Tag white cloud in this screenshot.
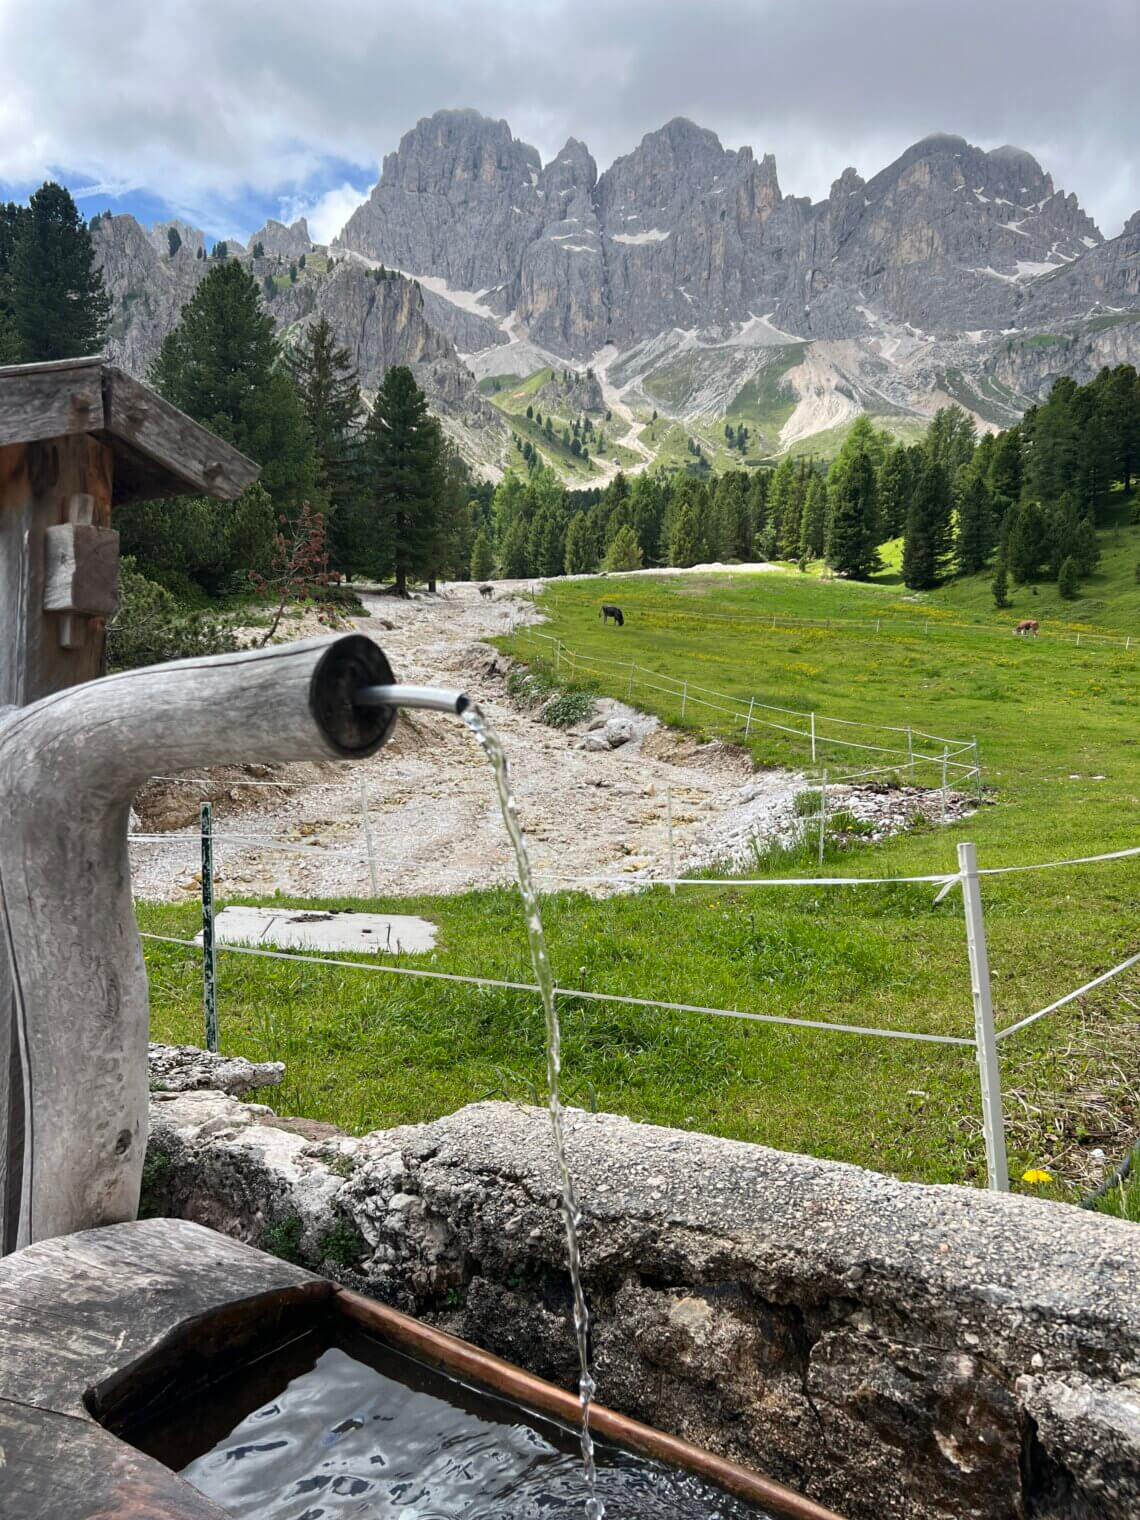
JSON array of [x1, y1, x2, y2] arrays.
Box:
[[0, 0, 1137, 237], [279, 182, 372, 244]]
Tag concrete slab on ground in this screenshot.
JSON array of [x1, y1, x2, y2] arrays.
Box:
[[195, 906, 437, 955]]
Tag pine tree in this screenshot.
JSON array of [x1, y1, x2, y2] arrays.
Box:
[[564, 513, 596, 574], [1006, 501, 1051, 583], [992, 557, 1011, 608], [902, 457, 953, 589], [668, 499, 706, 567], [167, 227, 182, 257], [798, 473, 828, 560], [151, 259, 319, 514], [285, 316, 364, 569], [955, 470, 995, 576], [499, 515, 530, 577], [604, 524, 643, 571], [213, 241, 228, 260], [471, 527, 495, 581], [1058, 555, 1080, 599], [825, 419, 881, 579], [361, 366, 445, 595], [876, 444, 912, 538], [252, 240, 265, 259], [8, 183, 111, 360], [0, 202, 25, 360]]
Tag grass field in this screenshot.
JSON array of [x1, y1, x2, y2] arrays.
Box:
[[140, 546, 1140, 1205]]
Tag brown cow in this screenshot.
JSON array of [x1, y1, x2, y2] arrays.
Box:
[[1015, 619, 1039, 637]]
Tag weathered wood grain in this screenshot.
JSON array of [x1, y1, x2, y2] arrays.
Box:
[[43, 522, 120, 616], [102, 366, 259, 503], [0, 636, 392, 1248], [0, 359, 105, 449], [0, 1399, 233, 1520]]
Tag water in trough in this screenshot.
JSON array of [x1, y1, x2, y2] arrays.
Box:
[[160, 1329, 772, 1519]]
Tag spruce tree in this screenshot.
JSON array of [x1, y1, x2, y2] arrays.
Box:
[[1006, 501, 1051, 583], [361, 365, 445, 595], [151, 259, 319, 514], [876, 444, 912, 538], [471, 527, 495, 581], [285, 316, 364, 569], [798, 474, 828, 560], [564, 513, 596, 574], [9, 183, 111, 360], [499, 515, 530, 577], [1057, 555, 1079, 599], [825, 419, 881, 579], [992, 557, 1011, 608], [955, 470, 995, 576], [668, 499, 706, 567], [902, 457, 953, 589], [0, 202, 26, 360], [167, 227, 182, 257], [603, 524, 643, 571]]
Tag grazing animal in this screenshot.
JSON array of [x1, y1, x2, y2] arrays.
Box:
[[1015, 619, 1039, 637], [478, 584, 494, 599], [600, 604, 625, 627]]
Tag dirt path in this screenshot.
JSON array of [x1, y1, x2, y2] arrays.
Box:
[[129, 586, 807, 903]]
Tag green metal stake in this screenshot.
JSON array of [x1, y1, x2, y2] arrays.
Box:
[[200, 802, 218, 1053]]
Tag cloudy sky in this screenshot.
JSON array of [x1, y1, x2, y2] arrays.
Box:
[[1, 0, 1136, 245]]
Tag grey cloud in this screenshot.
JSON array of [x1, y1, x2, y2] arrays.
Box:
[[1, 0, 1136, 235]]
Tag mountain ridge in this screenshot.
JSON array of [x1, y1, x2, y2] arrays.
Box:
[[91, 108, 1140, 480]]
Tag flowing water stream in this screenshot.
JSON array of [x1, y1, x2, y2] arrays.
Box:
[[462, 702, 604, 1520]]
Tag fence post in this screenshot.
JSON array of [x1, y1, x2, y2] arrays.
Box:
[[958, 841, 1008, 1192], [627, 662, 634, 700], [359, 779, 380, 897], [906, 725, 914, 782], [810, 712, 817, 764], [681, 680, 688, 720], [745, 696, 754, 740], [972, 736, 982, 799], [818, 770, 828, 866], [200, 802, 219, 1054], [941, 745, 949, 823], [666, 785, 677, 896], [555, 641, 561, 674]]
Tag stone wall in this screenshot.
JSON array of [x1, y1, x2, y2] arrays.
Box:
[[144, 1079, 1140, 1520]]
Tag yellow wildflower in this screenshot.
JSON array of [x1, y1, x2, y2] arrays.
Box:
[[1021, 1169, 1053, 1185]]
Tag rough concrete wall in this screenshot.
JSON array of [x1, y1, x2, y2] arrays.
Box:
[[144, 1091, 1140, 1520]]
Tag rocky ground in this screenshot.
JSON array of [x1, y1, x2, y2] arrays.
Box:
[[129, 584, 972, 903]]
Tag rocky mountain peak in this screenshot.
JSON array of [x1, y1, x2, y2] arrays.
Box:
[[249, 217, 312, 258]]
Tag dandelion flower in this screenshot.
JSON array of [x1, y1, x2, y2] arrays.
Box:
[[1021, 1169, 1053, 1185]]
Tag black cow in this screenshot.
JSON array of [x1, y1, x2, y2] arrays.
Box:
[[478, 584, 494, 599], [600, 604, 625, 627]]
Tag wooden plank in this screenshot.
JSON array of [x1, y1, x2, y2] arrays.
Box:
[[43, 522, 120, 616], [0, 361, 105, 449], [102, 367, 259, 503], [0, 1399, 231, 1520], [0, 1219, 323, 1414]]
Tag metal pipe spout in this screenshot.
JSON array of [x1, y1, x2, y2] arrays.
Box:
[[354, 684, 470, 717]]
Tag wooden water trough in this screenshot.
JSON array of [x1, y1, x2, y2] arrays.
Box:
[[0, 1218, 846, 1520]]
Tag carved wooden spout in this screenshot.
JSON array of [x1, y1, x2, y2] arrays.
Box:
[[0, 634, 396, 1252]]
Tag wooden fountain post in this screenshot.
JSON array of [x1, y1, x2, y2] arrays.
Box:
[[0, 356, 263, 1253]]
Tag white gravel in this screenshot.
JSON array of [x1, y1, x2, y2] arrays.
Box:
[[128, 584, 969, 904]]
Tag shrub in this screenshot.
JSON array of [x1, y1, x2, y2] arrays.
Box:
[[1057, 555, 1080, 599], [106, 558, 241, 672], [542, 688, 595, 727]]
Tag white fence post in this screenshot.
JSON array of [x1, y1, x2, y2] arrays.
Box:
[[958, 841, 1009, 1192], [810, 712, 817, 764], [666, 785, 676, 896], [972, 736, 982, 799], [681, 680, 688, 720], [627, 662, 634, 700], [906, 726, 914, 782], [818, 770, 828, 866], [745, 696, 754, 740], [359, 778, 380, 898], [941, 746, 949, 823]]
